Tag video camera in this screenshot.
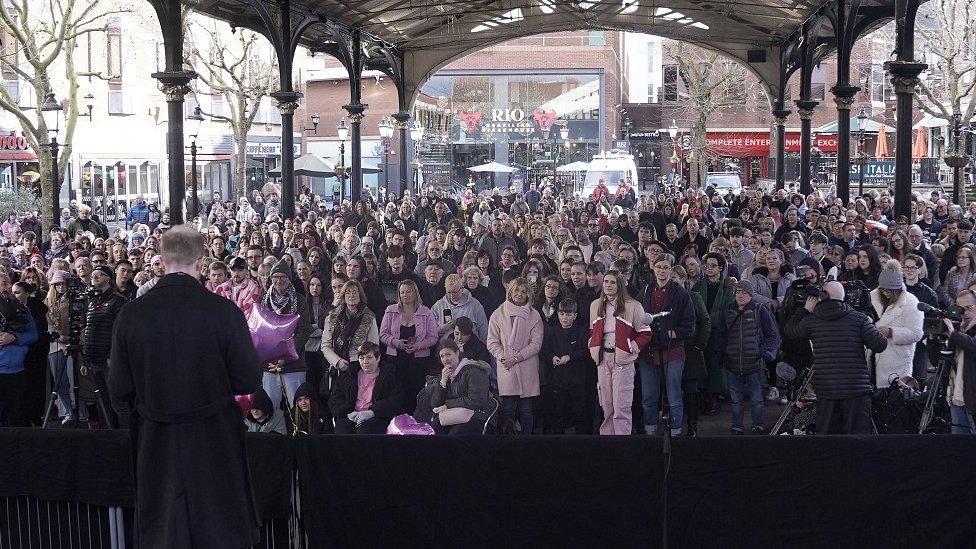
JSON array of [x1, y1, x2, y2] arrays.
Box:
[[64, 275, 97, 349], [918, 302, 963, 339], [840, 280, 870, 310], [791, 277, 826, 308]]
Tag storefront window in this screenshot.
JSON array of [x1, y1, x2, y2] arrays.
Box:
[[128, 165, 137, 194]]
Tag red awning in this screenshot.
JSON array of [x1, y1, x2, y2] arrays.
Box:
[[0, 151, 37, 161]]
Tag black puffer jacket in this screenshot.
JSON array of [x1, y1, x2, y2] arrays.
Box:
[[82, 288, 127, 366], [784, 299, 887, 399]]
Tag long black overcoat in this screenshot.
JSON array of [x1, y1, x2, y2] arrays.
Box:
[[109, 273, 262, 548]]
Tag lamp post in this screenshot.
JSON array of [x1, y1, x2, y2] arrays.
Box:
[[302, 113, 320, 134], [378, 116, 394, 200], [856, 107, 869, 197], [410, 120, 424, 194], [187, 105, 205, 220], [667, 119, 678, 185], [40, 92, 63, 237], [337, 118, 349, 203]]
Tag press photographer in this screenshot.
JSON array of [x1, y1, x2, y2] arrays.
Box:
[[784, 280, 888, 434], [81, 265, 128, 428], [937, 289, 976, 434], [778, 258, 823, 402]]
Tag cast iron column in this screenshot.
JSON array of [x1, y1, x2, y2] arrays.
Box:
[[773, 108, 791, 190], [795, 101, 818, 195], [344, 103, 366, 205], [273, 92, 300, 219], [393, 111, 410, 197], [155, 74, 194, 224], [832, 88, 858, 202]]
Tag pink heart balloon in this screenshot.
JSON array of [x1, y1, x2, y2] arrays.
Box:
[[248, 303, 300, 364], [386, 414, 436, 436], [234, 394, 253, 416]]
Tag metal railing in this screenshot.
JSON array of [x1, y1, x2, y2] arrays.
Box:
[[1, 471, 305, 549]]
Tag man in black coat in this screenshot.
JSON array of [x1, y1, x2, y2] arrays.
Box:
[[784, 281, 887, 435], [109, 225, 263, 549]]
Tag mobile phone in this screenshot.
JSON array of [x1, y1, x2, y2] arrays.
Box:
[[529, 274, 538, 284], [443, 309, 453, 323]]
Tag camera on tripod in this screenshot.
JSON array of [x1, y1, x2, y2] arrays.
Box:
[[840, 280, 869, 310], [791, 278, 825, 308], [918, 302, 962, 339], [64, 275, 97, 349]]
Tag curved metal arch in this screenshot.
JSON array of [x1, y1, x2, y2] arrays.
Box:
[[402, 27, 783, 115]]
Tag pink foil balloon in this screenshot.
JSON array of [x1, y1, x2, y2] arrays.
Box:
[[248, 303, 300, 364], [234, 394, 254, 416], [386, 414, 436, 435]]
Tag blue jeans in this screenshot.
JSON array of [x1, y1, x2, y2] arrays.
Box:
[[950, 405, 976, 434], [639, 359, 684, 433], [501, 396, 535, 434], [263, 371, 306, 411], [727, 371, 764, 431]]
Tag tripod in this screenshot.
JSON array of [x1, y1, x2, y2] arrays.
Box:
[[919, 341, 952, 434], [41, 346, 115, 429], [771, 365, 815, 435]]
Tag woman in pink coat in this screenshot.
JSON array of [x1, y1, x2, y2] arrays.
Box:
[[487, 277, 544, 434], [588, 271, 652, 435], [380, 279, 440, 413]]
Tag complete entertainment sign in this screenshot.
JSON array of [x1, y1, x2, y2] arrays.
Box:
[[849, 161, 895, 181]]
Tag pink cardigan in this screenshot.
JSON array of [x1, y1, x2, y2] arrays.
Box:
[[379, 304, 439, 358]]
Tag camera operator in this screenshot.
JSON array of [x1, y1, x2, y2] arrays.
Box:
[[940, 290, 976, 434], [81, 265, 128, 428], [778, 258, 823, 403], [784, 281, 887, 434]]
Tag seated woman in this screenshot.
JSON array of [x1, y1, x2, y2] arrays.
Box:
[[430, 340, 493, 435], [329, 342, 402, 434], [245, 389, 287, 434], [291, 382, 326, 435]]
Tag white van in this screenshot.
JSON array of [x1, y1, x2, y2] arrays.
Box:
[[580, 150, 640, 198], [705, 171, 744, 195]]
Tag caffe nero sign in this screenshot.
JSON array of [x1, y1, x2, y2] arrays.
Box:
[[849, 161, 895, 181]]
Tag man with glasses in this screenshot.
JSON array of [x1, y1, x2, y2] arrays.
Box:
[[941, 220, 974, 281], [940, 289, 976, 434], [245, 245, 265, 279], [414, 239, 455, 277], [907, 226, 939, 287]]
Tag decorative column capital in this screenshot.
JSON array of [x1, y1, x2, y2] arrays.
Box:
[[794, 99, 818, 120], [270, 91, 302, 115], [152, 70, 196, 102], [392, 111, 410, 129], [884, 61, 928, 94], [831, 85, 859, 110], [797, 109, 815, 120], [833, 95, 856, 110], [772, 109, 791, 126], [889, 75, 920, 95], [343, 102, 368, 123]]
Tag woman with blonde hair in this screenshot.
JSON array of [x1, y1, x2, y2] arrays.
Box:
[[588, 271, 652, 435], [379, 279, 439, 412], [487, 277, 544, 434], [45, 270, 75, 423]]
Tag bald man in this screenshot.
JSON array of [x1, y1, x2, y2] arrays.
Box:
[[784, 281, 888, 434]]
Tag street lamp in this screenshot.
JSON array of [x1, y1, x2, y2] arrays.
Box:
[[187, 105, 205, 219], [667, 119, 680, 184], [302, 113, 320, 133], [856, 107, 869, 197], [40, 92, 64, 236], [79, 93, 95, 120], [337, 118, 349, 202], [410, 120, 424, 194], [378, 116, 394, 199]]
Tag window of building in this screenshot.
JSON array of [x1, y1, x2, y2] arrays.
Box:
[[870, 64, 886, 103], [810, 64, 826, 101], [108, 82, 125, 114], [663, 64, 678, 102], [210, 93, 225, 118], [106, 17, 122, 81], [586, 31, 605, 46]]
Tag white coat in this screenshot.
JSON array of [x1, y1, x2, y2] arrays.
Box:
[[869, 289, 923, 388]]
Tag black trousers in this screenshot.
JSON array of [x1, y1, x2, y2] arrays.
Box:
[[334, 416, 388, 434], [0, 371, 25, 427], [432, 415, 486, 435], [816, 395, 877, 435], [544, 383, 588, 434]]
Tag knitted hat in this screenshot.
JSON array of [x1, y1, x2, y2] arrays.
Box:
[[92, 265, 114, 281], [797, 257, 821, 275], [733, 280, 755, 297], [50, 270, 71, 285], [270, 259, 292, 278], [878, 259, 905, 290], [228, 256, 247, 271]]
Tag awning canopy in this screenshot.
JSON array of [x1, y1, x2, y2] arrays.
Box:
[[814, 117, 891, 134], [268, 153, 335, 178], [556, 161, 590, 172], [468, 161, 517, 173]]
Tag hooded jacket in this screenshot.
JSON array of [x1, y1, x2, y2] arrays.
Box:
[[430, 359, 493, 414], [714, 299, 780, 376], [291, 382, 324, 435], [784, 299, 888, 399], [431, 288, 489, 342], [245, 389, 287, 434], [869, 289, 923, 388]]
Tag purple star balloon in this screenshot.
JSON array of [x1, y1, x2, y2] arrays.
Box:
[[386, 414, 435, 436], [247, 303, 300, 364]]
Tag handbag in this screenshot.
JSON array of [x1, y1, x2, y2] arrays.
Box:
[[437, 407, 475, 426], [305, 328, 323, 353]]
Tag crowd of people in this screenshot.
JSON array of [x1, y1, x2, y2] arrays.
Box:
[[2, 176, 976, 436]]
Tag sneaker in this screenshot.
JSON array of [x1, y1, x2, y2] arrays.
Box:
[[752, 426, 766, 435], [778, 394, 789, 405], [765, 387, 779, 402], [644, 425, 657, 435], [730, 427, 744, 435]]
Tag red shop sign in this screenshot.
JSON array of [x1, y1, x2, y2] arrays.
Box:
[[706, 131, 838, 157], [785, 132, 837, 153], [0, 135, 29, 151]]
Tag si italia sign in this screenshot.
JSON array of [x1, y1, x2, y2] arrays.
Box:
[[849, 161, 895, 181]]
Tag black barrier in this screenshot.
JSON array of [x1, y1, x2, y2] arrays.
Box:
[[3, 429, 976, 548]]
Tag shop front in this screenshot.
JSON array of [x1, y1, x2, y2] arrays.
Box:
[[415, 70, 604, 192], [706, 131, 838, 187], [0, 134, 39, 191]]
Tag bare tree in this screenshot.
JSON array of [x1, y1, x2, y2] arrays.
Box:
[[187, 18, 278, 200], [915, 0, 976, 131], [0, 0, 121, 237], [664, 42, 760, 186]]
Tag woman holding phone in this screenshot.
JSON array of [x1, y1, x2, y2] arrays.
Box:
[[380, 279, 439, 413]]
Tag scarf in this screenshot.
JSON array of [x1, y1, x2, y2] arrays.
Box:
[[265, 284, 298, 315], [331, 306, 365, 359], [503, 300, 532, 351]]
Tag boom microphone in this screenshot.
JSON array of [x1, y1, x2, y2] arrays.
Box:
[[645, 311, 671, 324]]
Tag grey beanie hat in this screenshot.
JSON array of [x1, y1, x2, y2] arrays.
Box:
[[271, 259, 292, 279], [878, 259, 905, 290], [733, 279, 755, 297]]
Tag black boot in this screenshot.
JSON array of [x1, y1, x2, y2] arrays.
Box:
[[683, 390, 699, 437]]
